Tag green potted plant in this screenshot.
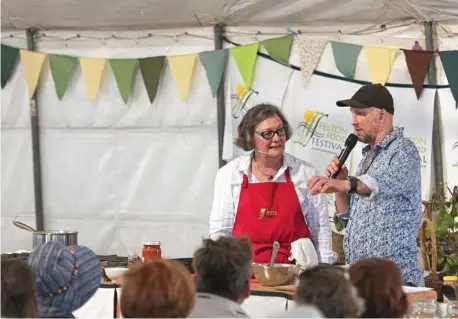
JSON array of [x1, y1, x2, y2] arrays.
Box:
[[424, 186, 458, 275]]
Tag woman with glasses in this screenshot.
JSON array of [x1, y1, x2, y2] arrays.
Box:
[[208, 103, 336, 265]]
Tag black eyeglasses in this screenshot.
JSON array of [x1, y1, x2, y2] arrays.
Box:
[[255, 127, 287, 140]]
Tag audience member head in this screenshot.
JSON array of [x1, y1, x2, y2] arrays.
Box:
[[295, 264, 365, 318], [28, 241, 102, 318], [349, 258, 408, 318], [192, 236, 253, 304], [1, 259, 38, 318], [121, 259, 195, 318]]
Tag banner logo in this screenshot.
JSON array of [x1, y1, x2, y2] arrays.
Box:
[[231, 84, 258, 119], [294, 110, 329, 147]]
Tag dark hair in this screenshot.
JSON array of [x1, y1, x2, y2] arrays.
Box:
[[192, 236, 253, 301], [295, 265, 365, 318], [121, 259, 195, 318], [1, 259, 38, 318], [234, 103, 292, 151], [349, 258, 408, 318]]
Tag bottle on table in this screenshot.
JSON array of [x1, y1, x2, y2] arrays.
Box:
[[142, 241, 162, 263]]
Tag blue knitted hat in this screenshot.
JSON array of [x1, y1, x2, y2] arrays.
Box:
[[28, 241, 102, 318]]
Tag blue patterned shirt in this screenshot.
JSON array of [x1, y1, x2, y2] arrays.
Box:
[[338, 128, 424, 286]]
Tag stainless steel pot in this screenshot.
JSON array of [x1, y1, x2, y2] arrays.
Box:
[[13, 221, 78, 249]]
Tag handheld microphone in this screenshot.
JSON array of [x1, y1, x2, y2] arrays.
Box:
[[330, 133, 358, 179]]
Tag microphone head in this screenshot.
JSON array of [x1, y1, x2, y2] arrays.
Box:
[[345, 133, 358, 149]]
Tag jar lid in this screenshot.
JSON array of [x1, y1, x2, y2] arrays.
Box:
[[143, 241, 161, 246], [443, 276, 458, 281]]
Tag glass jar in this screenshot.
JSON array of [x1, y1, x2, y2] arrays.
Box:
[[448, 301, 458, 318], [142, 241, 161, 263], [444, 276, 458, 287], [409, 299, 438, 318]]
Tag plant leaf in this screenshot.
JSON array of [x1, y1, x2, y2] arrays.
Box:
[[437, 249, 445, 265]]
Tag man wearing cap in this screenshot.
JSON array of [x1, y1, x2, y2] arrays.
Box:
[[307, 84, 424, 287]]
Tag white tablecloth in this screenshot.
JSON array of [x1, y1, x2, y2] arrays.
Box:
[[73, 286, 450, 318], [72, 288, 290, 318]]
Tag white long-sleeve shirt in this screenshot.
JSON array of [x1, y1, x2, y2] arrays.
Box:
[[209, 152, 337, 264]]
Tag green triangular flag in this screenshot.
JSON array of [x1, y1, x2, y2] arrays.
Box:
[[139, 56, 165, 104], [262, 35, 293, 65], [439, 51, 458, 108], [110, 59, 138, 104], [48, 54, 78, 100], [230, 43, 260, 90], [331, 42, 362, 79], [1, 45, 19, 88], [199, 50, 228, 97]]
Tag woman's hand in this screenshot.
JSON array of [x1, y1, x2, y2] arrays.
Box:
[[307, 176, 350, 195]]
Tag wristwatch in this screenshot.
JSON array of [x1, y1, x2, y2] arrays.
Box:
[[347, 176, 358, 194]]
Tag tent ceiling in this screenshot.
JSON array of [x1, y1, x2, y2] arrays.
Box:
[[2, 0, 458, 32]]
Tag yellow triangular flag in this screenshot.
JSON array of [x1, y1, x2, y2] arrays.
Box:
[[364, 46, 398, 85], [19, 50, 47, 98], [167, 54, 198, 100], [79, 57, 107, 101]]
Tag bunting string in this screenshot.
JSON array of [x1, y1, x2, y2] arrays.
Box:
[[1, 33, 456, 106]]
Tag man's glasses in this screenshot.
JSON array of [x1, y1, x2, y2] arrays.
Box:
[[255, 127, 287, 140]]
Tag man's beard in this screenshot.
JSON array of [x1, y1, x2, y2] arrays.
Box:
[[357, 132, 375, 145]]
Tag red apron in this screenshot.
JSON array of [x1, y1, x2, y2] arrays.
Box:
[[232, 168, 312, 264]]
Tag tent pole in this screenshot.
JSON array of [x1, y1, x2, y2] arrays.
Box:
[[26, 28, 45, 231], [424, 21, 445, 198], [213, 23, 227, 168]]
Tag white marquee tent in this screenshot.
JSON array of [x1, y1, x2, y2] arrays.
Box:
[[1, 0, 458, 258]]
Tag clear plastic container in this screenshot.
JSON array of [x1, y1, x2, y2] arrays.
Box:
[[448, 301, 458, 318], [409, 299, 438, 318]]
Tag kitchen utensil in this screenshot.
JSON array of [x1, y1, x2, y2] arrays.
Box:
[[252, 263, 300, 287], [104, 267, 128, 281], [269, 241, 280, 267], [12, 221, 36, 232], [12, 221, 78, 248]]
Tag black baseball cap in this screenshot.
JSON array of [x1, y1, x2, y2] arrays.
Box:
[[336, 83, 394, 115]]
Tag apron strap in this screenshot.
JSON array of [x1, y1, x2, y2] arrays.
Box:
[[242, 174, 249, 189]]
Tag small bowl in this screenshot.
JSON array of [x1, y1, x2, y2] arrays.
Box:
[[252, 263, 300, 287], [104, 267, 128, 280]]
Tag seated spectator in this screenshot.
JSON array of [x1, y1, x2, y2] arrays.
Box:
[[189, 236, 252, 318], [349, 258, 408, 318], [295, 264, 365, 318], [120, 259, 195, 318], [1, 259, 38, 318], [28, 241, 102, 318]]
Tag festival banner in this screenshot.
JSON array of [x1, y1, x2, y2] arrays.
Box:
[[283, 72, 355, 177], [222, 56, 294, 161], [438, 89, 458, 189]]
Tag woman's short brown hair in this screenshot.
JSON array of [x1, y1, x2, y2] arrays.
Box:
[[234, 103, 292, 151], [349, 258, 408, 318], [1, 259, 38, 318], [120, 259, 195, 318]]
